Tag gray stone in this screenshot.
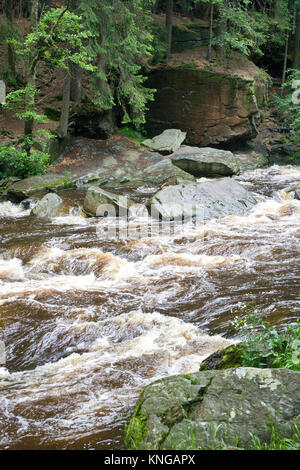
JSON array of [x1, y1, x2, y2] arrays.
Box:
[[171, 146, 240, 177], [295, 189, 300, 201], [83, 186, 135, 217], [142, 158, 195, 186], [8, 173, 75, 201], [147, 178, 257, 221], [125, 368, 300, 450], [143, 129, 186, 155], [30, 193, 63, 218]]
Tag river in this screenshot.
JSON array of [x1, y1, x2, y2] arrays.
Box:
[[0, 164, 299, 449]]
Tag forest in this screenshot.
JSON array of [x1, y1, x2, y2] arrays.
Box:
[[0, 0, 299, 455]]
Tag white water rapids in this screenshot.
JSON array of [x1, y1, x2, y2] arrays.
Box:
[[0, 164, 299, 449]]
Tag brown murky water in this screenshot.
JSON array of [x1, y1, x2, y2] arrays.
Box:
[[0, 165, 299, 449]]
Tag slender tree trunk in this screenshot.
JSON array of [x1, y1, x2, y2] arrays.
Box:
[[166, 0, 173, 63], [207, 3, 214, 62], [216, 0, 228, 57], [5, 0, 16, 79], [293, 8, 300, 69], [58, 67, 71, 138], [281, 31, 289, 97], [30, 0, 39, 27], [70, 63, 82, 103]]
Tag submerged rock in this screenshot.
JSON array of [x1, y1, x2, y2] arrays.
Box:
[[171, 146, 240, 177], [30, 193, 63, 218], [142, 129, 186, 155], [83, 186, 135, 217], [148, 178, 257, 221], [125, 368, 300, 450]]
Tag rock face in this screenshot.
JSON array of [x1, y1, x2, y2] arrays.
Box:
[[83, 186, 135, 217], [171, 146, 240, 176], [125, 368, 300, 450], [148, 178, 257, 221], [8, 173, 75, 201], [295, 189, 300, 201], [145, 68, 266, 147], [30, 193, 63, 218], [142, 129, 186, 155]]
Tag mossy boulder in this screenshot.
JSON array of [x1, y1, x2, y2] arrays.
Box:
[[7, 173, 76, 201], [125, 368, 300, 450]]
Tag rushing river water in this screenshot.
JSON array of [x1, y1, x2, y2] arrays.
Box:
[[0, 164, 299, 449]]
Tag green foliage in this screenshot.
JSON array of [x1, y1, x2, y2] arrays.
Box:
[[124, 410, 148, 450], [277, 69, 300, 144], [78, 0, 156, 127], [251, 422, 300, 450], [0, 145, 50, 179], [232, 304, 300, 370], [118, 126, 146, 142]]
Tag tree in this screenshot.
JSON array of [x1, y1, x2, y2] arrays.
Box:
[[166, 0, 173, 62], [3, 4, 94, 156], [78, 0, 155, 128]]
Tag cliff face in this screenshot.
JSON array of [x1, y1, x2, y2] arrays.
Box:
[[145, 67, 267, 147]]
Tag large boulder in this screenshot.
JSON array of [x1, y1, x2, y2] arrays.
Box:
[[145, 68, 267, 147], [125, 368, 300, 450], [30, 193, 63, 218], [83, 186, 135, 217], [7, 173, 75, 201], [171, 146, 240, 177], [141, 158, 195, 186], [147, 178, 257, 221], [142, 129, 186, 155]]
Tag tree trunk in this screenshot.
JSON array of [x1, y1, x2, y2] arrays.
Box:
[[24, 72, 36, 154], [166, 0, 173, 62], [58, 68, 71, 138], [70, 62, 82, 103], [30, 0, 39, 27], [5, 0, 16, 79], [293, 8, 300, 69], [216, 0, 228, 57], [207, 3, 214, 62], [281, 31, 289, 97]]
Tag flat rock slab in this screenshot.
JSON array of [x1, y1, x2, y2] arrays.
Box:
[[171, 146, 240, 177], [143, 129, 186, 155], [148, 178, 257, 221], [125, 368, 300, 450], [8, 173, 75, 201], [49, 135, 194, 188]]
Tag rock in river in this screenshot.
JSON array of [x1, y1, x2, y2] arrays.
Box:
[[30, 193, 63, 218], [148, 178, 257, 221], [83, 186, 135, 217], [142, 129, 186, 155], [171, 146, 240, 177], [125, 368, 300, 450]]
